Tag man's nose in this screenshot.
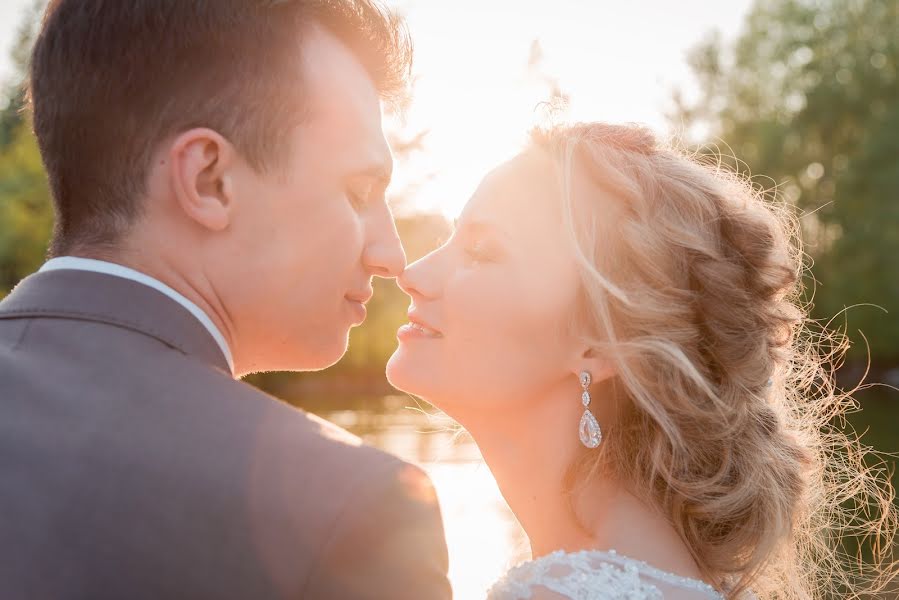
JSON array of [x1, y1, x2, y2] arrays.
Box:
[[362, 206, 407, 278]]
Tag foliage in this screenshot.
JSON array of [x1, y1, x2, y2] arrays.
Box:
[[670, 0, 899, 363], [0, 0, 50, 295], [0, 120, 52, 296]]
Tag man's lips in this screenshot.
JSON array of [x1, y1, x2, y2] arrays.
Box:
[[345, 289, 373, 304]]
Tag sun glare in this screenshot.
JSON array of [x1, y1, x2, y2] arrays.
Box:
[[388, 0, 753, 219]]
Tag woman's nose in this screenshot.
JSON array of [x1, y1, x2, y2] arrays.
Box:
[[397, 248, 443, 301]]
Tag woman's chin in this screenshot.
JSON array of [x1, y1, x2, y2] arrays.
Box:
[[386, 348, 436, 398], [386, 350, 414, 392], [387, 352, 475, 427]]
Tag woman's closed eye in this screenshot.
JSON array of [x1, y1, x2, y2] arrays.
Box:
[[463, 237, 500, 264], [453, 219, 508, 265]]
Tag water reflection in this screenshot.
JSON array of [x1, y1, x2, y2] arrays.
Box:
[[323, 399, 529, 600]]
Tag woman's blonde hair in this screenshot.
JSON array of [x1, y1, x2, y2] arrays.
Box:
[[533, 122, 897, 599]]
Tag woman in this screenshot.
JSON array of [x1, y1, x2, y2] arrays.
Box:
[[387, 123, 896, 598]]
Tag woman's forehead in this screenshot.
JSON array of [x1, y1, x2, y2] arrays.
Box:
[[462, 150, 560, 227]]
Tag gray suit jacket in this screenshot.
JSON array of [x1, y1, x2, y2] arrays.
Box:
[[0, 269, 452, 600]]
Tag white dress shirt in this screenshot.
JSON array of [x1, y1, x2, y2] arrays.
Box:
[[40, 256, 235, 375]]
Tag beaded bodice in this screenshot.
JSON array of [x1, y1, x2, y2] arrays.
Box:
[[487, 549, 725, 600]]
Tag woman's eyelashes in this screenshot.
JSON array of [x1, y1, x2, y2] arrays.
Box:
[[462, 236, 500, 264]]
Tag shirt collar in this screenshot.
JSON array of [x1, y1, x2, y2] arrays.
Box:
[[40, 257, 235, 376]]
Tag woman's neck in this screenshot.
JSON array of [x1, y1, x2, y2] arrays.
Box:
[[463, 390, 594, 558], [461, 393, 707, 581]]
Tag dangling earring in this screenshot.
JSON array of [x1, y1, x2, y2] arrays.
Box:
[[578, 371, 602, 449]]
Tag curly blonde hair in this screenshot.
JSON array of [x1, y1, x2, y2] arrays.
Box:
[[532, 122, 897, 599]]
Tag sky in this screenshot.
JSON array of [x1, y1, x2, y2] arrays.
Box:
[[0, 0, 33, 82], [0, 0, 756, 217], [390, 0, 756, 216]]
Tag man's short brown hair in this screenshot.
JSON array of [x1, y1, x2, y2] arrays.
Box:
[[28, 0, 412, 255]]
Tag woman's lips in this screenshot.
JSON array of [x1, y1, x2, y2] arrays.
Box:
[[398, 314, 443, 340]]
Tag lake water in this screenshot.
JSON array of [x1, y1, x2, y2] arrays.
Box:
[[321, 398, 529, 600]]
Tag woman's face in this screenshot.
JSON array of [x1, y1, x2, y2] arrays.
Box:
[[387, 150, 584, 420]]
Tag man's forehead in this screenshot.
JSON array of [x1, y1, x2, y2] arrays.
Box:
[[300, 26, 382, 124], [302, 112, 391, 176], [297, 26, 391, 174]]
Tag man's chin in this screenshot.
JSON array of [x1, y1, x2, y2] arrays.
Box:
[[249, 333, 350, 374], [299, 336, 350, 372]]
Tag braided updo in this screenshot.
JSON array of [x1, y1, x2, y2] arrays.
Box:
[[533, 123, 896, 598]]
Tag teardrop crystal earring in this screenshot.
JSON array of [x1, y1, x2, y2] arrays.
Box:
[[578, 371, 602, 448]]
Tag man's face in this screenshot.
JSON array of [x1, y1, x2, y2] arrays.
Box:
[[222, 26, 406, 374]]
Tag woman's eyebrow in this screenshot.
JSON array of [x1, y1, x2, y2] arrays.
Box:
[[454, 218, 511, 240]]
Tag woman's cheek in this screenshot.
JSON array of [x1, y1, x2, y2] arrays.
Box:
[[445, 270, 509, 335]]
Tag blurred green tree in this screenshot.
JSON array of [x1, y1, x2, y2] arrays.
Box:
[[0, 120, 52, 296], [670, 0, 899, 364], [0, 0, 51, 295]]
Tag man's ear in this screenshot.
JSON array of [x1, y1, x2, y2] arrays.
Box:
[[168, 128, 237, 232]]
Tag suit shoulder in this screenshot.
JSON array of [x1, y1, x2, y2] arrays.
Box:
[[202, 373, 418, 489]]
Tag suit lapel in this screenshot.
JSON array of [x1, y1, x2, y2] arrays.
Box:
[[0, 269, 232, 375]]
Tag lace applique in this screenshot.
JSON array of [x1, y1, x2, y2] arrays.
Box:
[[487, 549, 725, 600]]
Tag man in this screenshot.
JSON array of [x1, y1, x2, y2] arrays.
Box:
[[0, 1, 451, 598]]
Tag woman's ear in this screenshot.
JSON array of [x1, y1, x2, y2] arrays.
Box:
[[168, 128, 237, 232], [573, 346, 616, 386]]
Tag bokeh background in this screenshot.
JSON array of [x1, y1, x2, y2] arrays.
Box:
[[1, 1, 896, 598]]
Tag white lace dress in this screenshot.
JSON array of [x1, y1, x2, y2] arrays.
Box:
[[487, 549, 725, 600]]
